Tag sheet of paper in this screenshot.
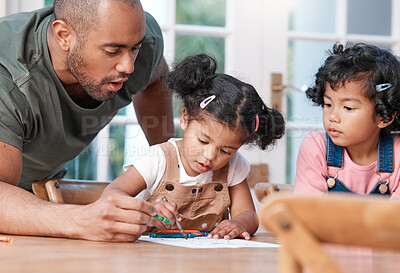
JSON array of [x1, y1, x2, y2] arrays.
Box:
[[138, 236, 280, 249]]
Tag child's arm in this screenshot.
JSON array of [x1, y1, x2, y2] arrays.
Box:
[[101, 166, 181, 230], [101, 166, 147, 198], [208, 179, 259, 240]]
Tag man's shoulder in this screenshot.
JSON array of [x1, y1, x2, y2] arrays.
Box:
[[144, 12, 161, 31], [0, 6, 52, 40], [143, 12, 163, 43], [0, 65, 18, 95], [0, 7, 52, 86]]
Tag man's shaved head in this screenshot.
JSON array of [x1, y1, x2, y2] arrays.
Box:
[[53, 0, 140, 41]]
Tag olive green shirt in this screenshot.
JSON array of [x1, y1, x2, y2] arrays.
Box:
[[0, 6, 164, 190]]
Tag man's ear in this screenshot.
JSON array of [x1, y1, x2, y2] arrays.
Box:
[[378, 111, 397, 129], [180, 108, 189, 130], [52, 20, 75, 52]]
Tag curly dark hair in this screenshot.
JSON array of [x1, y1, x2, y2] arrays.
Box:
[[166, 54, 285, 150], [306, 42, 400, 135]]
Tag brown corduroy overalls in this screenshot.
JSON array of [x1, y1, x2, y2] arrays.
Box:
[[147, 142, 231, 233]]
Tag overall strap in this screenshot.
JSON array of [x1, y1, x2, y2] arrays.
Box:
[[158, 142, 180, 182], [211, 163, 229, 183], [325, 133, 344, 168], [377, 134, 394, 173]]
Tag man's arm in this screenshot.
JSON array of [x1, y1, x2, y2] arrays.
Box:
[[133, 57, 174, 145], [0, 141, 155, 242]]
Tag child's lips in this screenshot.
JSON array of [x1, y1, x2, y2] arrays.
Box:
[[329, 127, 341, 136], [197, 162, 210, 172]]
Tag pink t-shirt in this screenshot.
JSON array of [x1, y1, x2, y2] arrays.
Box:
[[295, 130, 400, 200]]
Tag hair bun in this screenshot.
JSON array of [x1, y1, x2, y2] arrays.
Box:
[[166, 54, 217, 97], [333, 43, 344, 54]]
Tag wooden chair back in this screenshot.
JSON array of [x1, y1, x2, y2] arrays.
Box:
[[260, 194, 400, 273], [32, 179, 109, 205]]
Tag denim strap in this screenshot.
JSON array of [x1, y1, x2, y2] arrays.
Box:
[[326, 133, 394, 172], [377, 134, 394, 173], [325, 133, 344, 168]]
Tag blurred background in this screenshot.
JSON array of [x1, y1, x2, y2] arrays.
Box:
[[1, 0, 398, 186]]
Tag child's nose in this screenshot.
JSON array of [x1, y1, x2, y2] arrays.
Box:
[[329, 108, 340, 122], [203, 146, 217, 161]]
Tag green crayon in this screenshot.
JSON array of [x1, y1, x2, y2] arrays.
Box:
[[153, 214, 173, 225]]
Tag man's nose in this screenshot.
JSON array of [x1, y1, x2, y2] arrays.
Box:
[[115, 50, 138, 74]]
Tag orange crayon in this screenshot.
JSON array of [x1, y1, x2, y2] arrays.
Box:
[[0, 236, 13, 243]]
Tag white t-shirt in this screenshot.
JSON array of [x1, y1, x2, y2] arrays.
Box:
[[124, 138, 250, 200]]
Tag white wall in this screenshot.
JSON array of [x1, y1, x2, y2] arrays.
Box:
[[5, 0, 43, 15], [0, 0, 6, 17], [230, 0, 289, 185]]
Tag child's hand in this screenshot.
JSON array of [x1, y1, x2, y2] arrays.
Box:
[[148, 198, 182, 230], [207, 219, 251, 240]]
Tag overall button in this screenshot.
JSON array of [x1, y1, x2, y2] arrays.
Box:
[[201, 223, 208, 228], [214, 183, 223, 191], [165, 184, 174, 191], [199, 187, 203, 193], [192, 188, 197, 194]]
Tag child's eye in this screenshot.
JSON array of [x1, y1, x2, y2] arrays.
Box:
[[220, 149, 231, 155], [198, 138, 207, 144], [344, 106, 354, 111], [323, 102, 332, 108]]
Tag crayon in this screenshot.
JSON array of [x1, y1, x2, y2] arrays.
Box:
[[0, 236, 13, 243], [149, 232, 209, 238], [162, 197, 188, 239], [153, 214, 173, 225], [157, 229, 200, 233]]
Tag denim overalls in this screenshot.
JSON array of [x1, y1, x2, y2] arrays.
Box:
[[325, 133, 393, 196]]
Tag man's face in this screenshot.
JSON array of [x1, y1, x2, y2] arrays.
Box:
[[67, 1, 146, 101]]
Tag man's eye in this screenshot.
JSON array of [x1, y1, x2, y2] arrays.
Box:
[[198, 138, 207, 144], [105, 50, 119, 56]]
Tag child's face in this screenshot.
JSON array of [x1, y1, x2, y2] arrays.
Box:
[[323, 80, 385, 150], [178, 117, 243, 177]]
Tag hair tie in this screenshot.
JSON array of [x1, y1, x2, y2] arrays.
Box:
[[206, 74, 217, 81], [255, 114, 259, 132], [199, 74, 217, 89], [200, 95, 216, 109], [376, 83, 392, 92]]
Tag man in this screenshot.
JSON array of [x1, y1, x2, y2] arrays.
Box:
[[0, 0, 174, 241]]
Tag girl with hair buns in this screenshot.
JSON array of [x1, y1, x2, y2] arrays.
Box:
[[102, 54, 285, 240]]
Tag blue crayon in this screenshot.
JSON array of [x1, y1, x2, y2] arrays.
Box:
[[149, 232, 209, 238]]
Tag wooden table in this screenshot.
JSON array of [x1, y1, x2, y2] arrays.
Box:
[[0, 233, 399, 273]]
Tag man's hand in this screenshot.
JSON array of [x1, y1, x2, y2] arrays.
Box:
[[73, 193, 156, 242]]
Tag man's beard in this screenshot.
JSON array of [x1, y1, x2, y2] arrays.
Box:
[[67, 45, 117, 102]]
